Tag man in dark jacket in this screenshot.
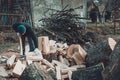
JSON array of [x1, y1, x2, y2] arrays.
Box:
[[12, 22, 42, 57]]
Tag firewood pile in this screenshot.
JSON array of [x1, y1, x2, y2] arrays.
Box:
[[0, 36, 120, 80], [37, 8, 87, 45]]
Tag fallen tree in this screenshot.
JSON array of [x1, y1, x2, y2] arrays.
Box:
[[72, 63, 104, 80], [103, 40, 120, 80], [86, 37, 116, 67]]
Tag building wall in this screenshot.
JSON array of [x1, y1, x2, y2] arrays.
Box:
[[0, 0, 32, 30]]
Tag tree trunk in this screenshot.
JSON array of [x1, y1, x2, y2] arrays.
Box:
[[103, 41, 120, 80], [72, 63, 104, 80], [86, 38, 116, 67]]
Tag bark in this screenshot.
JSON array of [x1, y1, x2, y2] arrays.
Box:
[[19, 62, 53, 80], [103, 40, 120, 80], [72, 63, 104, 80], [86, 38, 116, 67]]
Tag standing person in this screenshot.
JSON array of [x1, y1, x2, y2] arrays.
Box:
[[12, 22, 42, 57]]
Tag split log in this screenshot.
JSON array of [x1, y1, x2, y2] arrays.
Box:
[[59, 55, 70, 66], [67, 44, 87, 65], [13, 60, 26, 77], [72, 63, 104, 80], [49, 40, 56, 48], [7, 55, 16, 68], [60, 65, 85, 75], [103, 40, 120, 80], [26, 52, 43, 61], [38, 36, 50, 54], [72, 52, 85, 65], [52, 60, 68, 69], [19, 62, 53, 80], [61, 74, 69, 80], [42, 59, 54, 69], [86, 37, 116, 67]]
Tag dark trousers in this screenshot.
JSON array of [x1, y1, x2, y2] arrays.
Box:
[[21, 34, 38, 55]]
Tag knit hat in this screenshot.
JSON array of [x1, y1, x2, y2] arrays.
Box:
[[17, 25, 26, 35]]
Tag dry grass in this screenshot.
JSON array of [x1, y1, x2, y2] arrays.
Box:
[[0, 42, 19, 54]]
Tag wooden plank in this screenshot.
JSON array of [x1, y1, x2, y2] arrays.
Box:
[[0, 13, 22, 16]]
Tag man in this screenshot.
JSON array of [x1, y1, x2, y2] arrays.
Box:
[[12, 22, 42, 56]]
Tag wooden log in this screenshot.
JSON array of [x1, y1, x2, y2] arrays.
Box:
[[86, 37, 116, 67], [67, 44, 87, 65], [47, 68, 56, 80], [60, 65, 85, 76], [7, 55, 16, 68], [72, 52, 85, 65], [59, 55, 70, 66], [13, 60, 26, 77], [38, 36, 50, 54], [19, 62, 53, 80], [61, 74, 68, 80], [49, 40, 56, 47], [72, 63, 104, 80], [103, 41, 120, 80], [52, 60, 68, 69], [67, 44, 87, 60], [59, 55, 64, 63], [42, 59, 54, 69]]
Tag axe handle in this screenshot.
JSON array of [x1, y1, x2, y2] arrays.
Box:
[[18, 36, 23, 55]]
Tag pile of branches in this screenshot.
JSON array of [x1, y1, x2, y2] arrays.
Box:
[[38, 8, 87, 45]]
